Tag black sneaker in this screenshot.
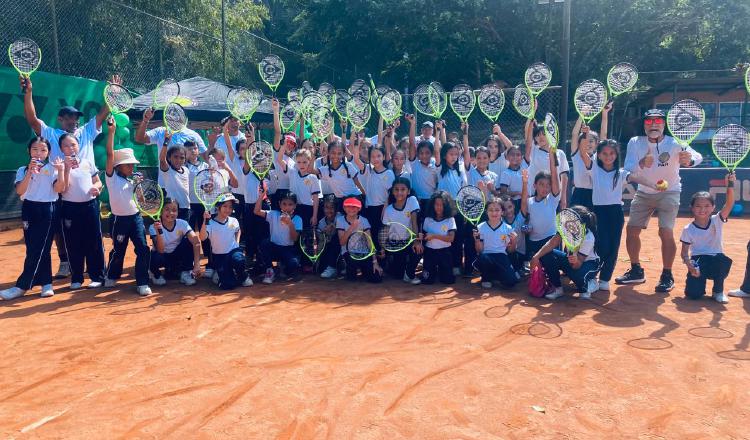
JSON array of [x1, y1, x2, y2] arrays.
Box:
[[655, 273, 674, 292], [615, 266, 645, 284]]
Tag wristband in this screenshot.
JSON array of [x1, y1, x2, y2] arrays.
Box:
[[157, 229, 163, 235], [728, 180, 735, 188]]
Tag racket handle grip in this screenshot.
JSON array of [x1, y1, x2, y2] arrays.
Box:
[[21, 77, 27, 93]]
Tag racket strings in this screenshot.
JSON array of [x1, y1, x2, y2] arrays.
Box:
[[301, 229, 324, 258], [513, 85, 534, 118], [135, 181, 163, 214], [349, 79, 370, 102], [525, 62, 552, 94], [335, 89, 351, 119], [382, 224, 412, 251], [259, 55, 284, 87], [478, 85, 505, 120], [544, 113, 559, 150], [713, 125, 750, 166], [164, 103, 187, 133], [413, 84, 434, 116], [574, 80, 606, 120], [195, 170, 226, 206], [457, 187, 485, 221], [557, 209, 585, 250], [347, 232, 372, 258], [104, 84, 133, 114], [607, 63, 638, 95], [248, 141, 273, 175], [668, 100, 704, 142], [154, 79, 179, 109], [9, 39, 40, 73], [450, 84, 475, 120], [281, 102, 299, 131]]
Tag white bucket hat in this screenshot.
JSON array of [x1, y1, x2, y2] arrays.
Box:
[[113, 148, 140, 167]]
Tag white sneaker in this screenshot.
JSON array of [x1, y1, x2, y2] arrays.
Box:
[[87, 281, 102, 289], [712, 292, 729, 304], [212, 272, 219, 285], [137, 285, 152, 296], [728, 289, 750, 298], [104, 278, 116, 288], [262, 269, 275, 284], [402, 274, 421, 285], [70, 282, 83, 289], [545, 287, 565, 300], [452, 267, 461, 276], [580, 278, 599, 300], [203, 268, 215, 279], [481, 281, 492, 289], [55, 261, 71, 278], [598, 280, 610, 291], [151, 275, 167, 286], [180, 271, 196, 286], [320, 266, 337, 279], [0, 287, 25, 300], [41, 284, 55, 298], [242, 277, 254, 287]]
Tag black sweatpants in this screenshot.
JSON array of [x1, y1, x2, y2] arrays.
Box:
[[16, 200, 56, 290], [593, 204, 624, 282], [61, 199, 105, 284], [421, 247, 455, 284], [685, 253, 733, 299]]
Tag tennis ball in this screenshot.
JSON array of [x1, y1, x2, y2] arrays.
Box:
[[656, 179, 669, 191]]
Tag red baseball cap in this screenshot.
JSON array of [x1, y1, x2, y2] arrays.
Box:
[[284, 134, 297, 146], [343, 197, 362, 209]]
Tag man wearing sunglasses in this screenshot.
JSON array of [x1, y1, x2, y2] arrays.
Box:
[[618, 109, 702, 292]]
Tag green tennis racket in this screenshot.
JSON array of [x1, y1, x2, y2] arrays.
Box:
[[667, 99, 705, 151], [607, 62, 639, 100], [104, 82, 133, 115], [512, 84, 535, 120], [246, 140, 273, 179], [379, 222, 421, 252], [164, 101, 187, 134], [413, 84, 434, 117], [258, 54, 284, 95], [346, 97, 371, 131], [193, 168, 228, 211], [456, 185, 486, 227], [346, 230, 376, 260], [8, 38, 41, 93], [477, 84, 505, 122], [377, 89, 402, 124], [152, 78, 180, 110], [524, 62, 551, 98], [543, 113, 559, 153], [133, 178, 165, 221], [349, 79, 370, 104], [280, 101, 299, 132], [556, 208, 585, 254], [450, 84, 476, 123], [712, 124, 750, 172], [574, 79, 607, 125], [334, 89, 351, 120], [300, 227, 327, 263], [427, 81, 448, 118]]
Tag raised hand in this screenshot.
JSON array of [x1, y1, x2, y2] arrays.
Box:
[[143, 107, 154, 123]]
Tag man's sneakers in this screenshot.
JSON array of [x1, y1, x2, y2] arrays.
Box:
[[262, 268, 275, 284], [729, 289, 750, 298], [320, 266, 337, 279], [180, 271, 196, 286], [615, 265, 645, 285], [712, 292, 729, 304], [654, 271, 674, 293], [54, 261, 71, 279], [40, 284, 55, 298], [137, 285, 152, 297], [0, 287, 25, 300]]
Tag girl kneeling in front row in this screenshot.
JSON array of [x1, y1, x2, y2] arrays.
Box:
[[149, 197, 202, 287], [474, 196, 518, 289], [530, 205, 600, 300], [200, 193, 252, 290]]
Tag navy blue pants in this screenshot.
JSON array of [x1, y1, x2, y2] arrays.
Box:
[[363, 205, 384, 253], [477, 252, 518, 287], [344, 253, 382, 283], [150, 238, 194, 278], [449, 214, 467, 271], [213, 248, 246, 290], [318, 236, 341, 271], [685, 253, 733, 299], [422, 247, 455, 284], [540, 249, 599, 292], [16, 200, 56, 290], [244, 202, 270, 268], [61, 199, 105, 284], [105, 213, 150, 286], [570, 188, 593, 210], [260, 239, 300, 277], [526, 235, 554, 260], [177, 207, 190, 221], [593, 204, 624, 282], [385, 246, 419, 279]]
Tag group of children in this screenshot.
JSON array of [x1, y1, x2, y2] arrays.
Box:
[[1, 95, 745, 306]]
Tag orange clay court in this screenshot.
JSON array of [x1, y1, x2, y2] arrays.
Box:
[[1, 216, 749, 439]]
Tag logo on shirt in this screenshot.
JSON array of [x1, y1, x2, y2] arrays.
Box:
[[658, 152, 670, 167], [64, 219, 72, 228], [22, 221, 29, 230], [116, 234, 126, 243]]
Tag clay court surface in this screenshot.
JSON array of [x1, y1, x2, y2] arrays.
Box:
[[1, 217, 749, 439]]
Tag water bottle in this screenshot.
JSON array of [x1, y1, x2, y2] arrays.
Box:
[[691, 259, 700, 278]]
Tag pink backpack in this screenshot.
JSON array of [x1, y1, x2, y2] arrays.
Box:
[[528, 265, 553, 298]]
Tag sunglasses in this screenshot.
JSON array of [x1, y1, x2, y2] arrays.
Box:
[[644, 118, 665, 125]]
